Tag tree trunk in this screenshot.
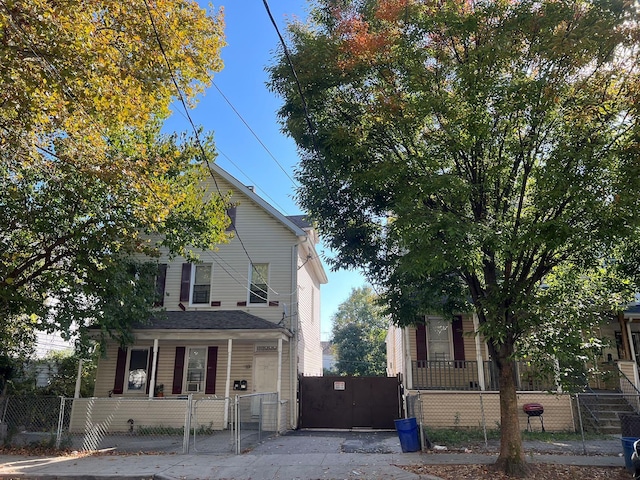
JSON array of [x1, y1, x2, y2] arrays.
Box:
[[494, 357, 529, 475]]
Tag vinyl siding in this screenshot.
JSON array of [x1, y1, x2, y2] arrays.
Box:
[[95, 340, 293, 403], [156, 174, 298, 325], [385, 325, 404, 376], [296, 250, 323, 376], [408, 315, 483, 362]]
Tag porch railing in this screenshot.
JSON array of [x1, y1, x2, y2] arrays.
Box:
[[411, 360, 555, 391]]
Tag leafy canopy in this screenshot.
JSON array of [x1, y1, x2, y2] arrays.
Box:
[[270, 0, 640, 471], [0, 1, 230, 354], [331, 286, 387, 376]]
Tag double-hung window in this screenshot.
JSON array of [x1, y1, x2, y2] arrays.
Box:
[[249, 263, 268, 305], [185, 347, 206, 393], [191, 264, 212, 305], [427, 317, 452, 362]]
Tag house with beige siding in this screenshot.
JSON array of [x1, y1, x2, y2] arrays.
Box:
[[387, 311, 639, 432], [85, 164, 327, 430]]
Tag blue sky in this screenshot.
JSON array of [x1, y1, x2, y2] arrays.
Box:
[[163, 0, 366, 340]]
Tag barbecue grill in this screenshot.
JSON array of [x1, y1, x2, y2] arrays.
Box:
[[523, 403, 545, 432]]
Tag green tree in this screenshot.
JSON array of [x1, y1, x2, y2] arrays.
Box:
[[269, 0, 640, 473], [8, 349, 98, 397], [331, 287, 387, 376], [1, 2, 230, 354]]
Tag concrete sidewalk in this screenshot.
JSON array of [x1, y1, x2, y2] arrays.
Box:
[[0, 430, 628, 480]]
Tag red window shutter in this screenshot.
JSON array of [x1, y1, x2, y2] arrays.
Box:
[[113, 347, 127, 394], [416, 323, 427, 367], [205, 346, 218, 395], [180, 264, 191, 303], [226, 206, 237, 232], [154, 264, 167, 307], [452, 316, 466, 362], [172, 347, 186, 394]]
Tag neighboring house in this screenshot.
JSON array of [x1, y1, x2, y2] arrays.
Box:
[[84, 164, 327, 429], [387, 307, 640, 432], [321, 341, 336, 372]]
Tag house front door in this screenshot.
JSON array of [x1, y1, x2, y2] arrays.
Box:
[[252, 354, 278, 418], [253, 354, 277, 393]]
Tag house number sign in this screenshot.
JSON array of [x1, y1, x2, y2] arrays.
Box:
[[255, 344, 277, 352], [333, 381, 345, 391]]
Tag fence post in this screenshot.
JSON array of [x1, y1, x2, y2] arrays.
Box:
[[575, 394, 587, 455], [56, 397, 65, 449], [183, 394, 193, 454], [479, 392, 488, 448]]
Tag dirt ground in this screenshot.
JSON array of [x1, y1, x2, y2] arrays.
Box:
[[402, 463, 630, 479]]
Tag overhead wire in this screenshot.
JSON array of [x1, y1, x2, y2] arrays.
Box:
[[144, 1, 311, 307], [168, 104, 292, 214], [142, 0, 259, 270], [151, 3, 299, 196]]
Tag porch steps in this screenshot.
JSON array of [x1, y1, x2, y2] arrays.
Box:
[[579, 393, 636, 435]]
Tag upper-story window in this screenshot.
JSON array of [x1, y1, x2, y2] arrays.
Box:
[[154, 264, 167, 307], [191, 264, 212, 305], [249, 263, 269, 305]]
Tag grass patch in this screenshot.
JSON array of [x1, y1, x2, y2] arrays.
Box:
[[424, 427, 609, 447]]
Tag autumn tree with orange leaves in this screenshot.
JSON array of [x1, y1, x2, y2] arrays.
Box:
[[0, 1, 229, 361], [269, 0, 640, 474]]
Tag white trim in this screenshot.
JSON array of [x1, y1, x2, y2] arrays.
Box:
[[247, 263, 269, 306], [473, 314, 485, 391], [183, 346, 208, 394], [224, 339, 233, 425], [425, 316, 453, 362], [190, 263, 213, 306], [211, 164, 306, 237], [148, 338, 159, 399], [125, 346, 150, 394]]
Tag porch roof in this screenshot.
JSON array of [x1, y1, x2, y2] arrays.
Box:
[[625, 304, 640, 320], [135, 310, 290, 334]]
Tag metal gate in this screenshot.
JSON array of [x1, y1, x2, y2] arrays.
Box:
[[299, 376, 402, 429]]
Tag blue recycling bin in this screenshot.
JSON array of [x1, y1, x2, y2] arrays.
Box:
[[622, 437, 639, 471], [394, 417, 420, 453]]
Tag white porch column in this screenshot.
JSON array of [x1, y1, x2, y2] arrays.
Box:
[[74, 359, 83, 398], [628, 321, 637, 366], [224, 339, 233, 426], [403, 327, 413, 390], [276, 338, 283, 432], [473, 314, 486, 391], [148, 338, 159, 399]]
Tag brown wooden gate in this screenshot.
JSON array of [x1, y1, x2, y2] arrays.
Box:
[[298, 376, 402, 429]]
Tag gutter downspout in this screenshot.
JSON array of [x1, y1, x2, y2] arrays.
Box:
[[290, 242, 300, 428], [277, 338, 283, 432]]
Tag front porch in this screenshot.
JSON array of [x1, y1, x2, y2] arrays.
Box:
[[409, 359, 620, 392]]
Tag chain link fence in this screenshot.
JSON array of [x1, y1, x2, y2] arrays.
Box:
[[234, 392, 279, 454], [0, 396, 64, 449], [0, 393, 282, 455], [404, 390, 636, 454]]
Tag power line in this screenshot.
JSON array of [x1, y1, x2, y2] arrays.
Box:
[[150, 3, 299, 195], [211, 82, 298, 187], [143, 0, 258, 269]]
